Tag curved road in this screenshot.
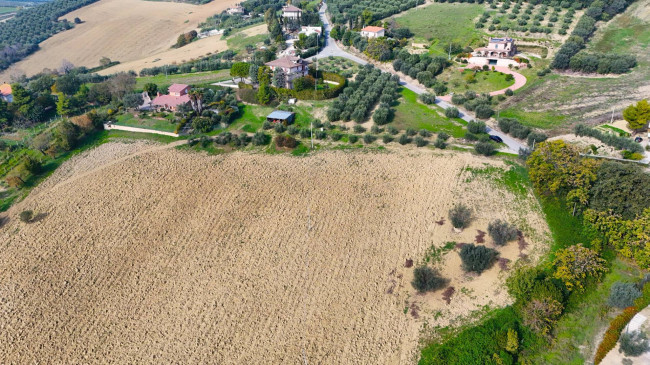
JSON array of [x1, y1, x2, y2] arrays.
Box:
[[312, 2, 526, 154]]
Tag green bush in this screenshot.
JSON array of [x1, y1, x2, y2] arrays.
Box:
[[252, 131, 270, 146], [460, 244, 499, 274], [353, 125, 366, 133], [608, 282, 642, 309], [274, 123, 286, 133], [433, 137, 446, 149], [411, 266, 449, 293], [467, 121, 486, 134], [387, 125, 398, 135], [419, 93, 436, 104], [619, 330, 649, 357], [449, 204, 472, 229], [363, 134, 376, 144], [445, 107, 460, 118], [475, 141, 496, 156], [398, 134, 411, 145], [406, 128, 417, 136], [437, 132, 450, 141], [348, 134, 359, 143], [414, 136, 428, 147], [19, 210, 34, 223], [382, 134, 393, 143], [488, 220, 518, 246]]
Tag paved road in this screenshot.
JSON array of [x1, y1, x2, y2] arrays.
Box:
[[313, 2, 527, 154]]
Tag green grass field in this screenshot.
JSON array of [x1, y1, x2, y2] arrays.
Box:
[[0, 6, 17, 14], [439, 69, 515, 94], [114, 113, 178, 133], [393, 88, 466, 137], [226, 31, 268, 53], [591, 13, 650, 54], [395, 2, 485, 54], [135, 69, 231, 90]]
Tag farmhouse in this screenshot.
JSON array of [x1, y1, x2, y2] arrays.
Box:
[[152, 83, 190, 111], [300, 26, 322, 37], [473, 37, 517, 59], [360, 26, 385, 38], [282, 5, 302, 19], [264, 56, 309, 89], [227, 6, 244, 15], [470, 37, 522, 67], [266, 110, 295, 124], [0, 83, 12, 102]]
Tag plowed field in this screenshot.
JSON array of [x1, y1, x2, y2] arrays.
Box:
[[0, 143, 549, 363]]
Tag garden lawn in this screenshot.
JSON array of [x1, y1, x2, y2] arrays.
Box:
[[135, 69, 231, 90], [226, 31, 268, 53], [393, 88, 466, 138], [229, 104, 274, 133], [439, 69, 515, 95], [395, 2, 485, 54], [114, 113, 178, 133]]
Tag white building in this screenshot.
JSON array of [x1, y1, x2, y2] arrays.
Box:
[[282, 5, 302, 19], [360, 26, 385, 38], [227, 6, 244, 15], [300, 26, 322, 37]]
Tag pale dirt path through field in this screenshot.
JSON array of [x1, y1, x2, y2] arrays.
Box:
[[0, 0, 239, 80], [0, 144, 549, 364]]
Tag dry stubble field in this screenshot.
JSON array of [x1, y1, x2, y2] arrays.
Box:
[[0, 0, 239, 79], [0, 142, 549, 363]]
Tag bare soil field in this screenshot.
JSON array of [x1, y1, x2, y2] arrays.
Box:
[[0, 0, 239, 80], [98, 24, 267, 75], [0, 143, 549, 364]]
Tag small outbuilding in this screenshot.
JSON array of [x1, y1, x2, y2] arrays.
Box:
[[267, 110, 295, 125]]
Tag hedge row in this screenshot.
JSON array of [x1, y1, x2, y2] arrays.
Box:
[[594, 282, 650, 364], [574, 124, 643, 154]]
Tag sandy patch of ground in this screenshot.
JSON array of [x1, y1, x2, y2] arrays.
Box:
[[0, 144, 549, 364], [0, 0, 239, 80], [549, 134, 619, 157]]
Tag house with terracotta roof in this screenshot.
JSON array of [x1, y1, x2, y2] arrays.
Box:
[[152, 83, 190, 111], [473, 38, 517, 59], [360, 26, 385, 38], [0, 83, 12, 103], [282, 5, 302, 19], [264, 56, 309, 89]]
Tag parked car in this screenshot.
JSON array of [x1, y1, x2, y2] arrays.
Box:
[[634, 136, 643, 143], [489, 135, 503, 143]]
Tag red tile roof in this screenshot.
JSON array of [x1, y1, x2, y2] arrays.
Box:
[[0, 83, 12, 96], [168, 83, 189, 94], [361, 26, 385, 33], [152, 94, 190, 108]]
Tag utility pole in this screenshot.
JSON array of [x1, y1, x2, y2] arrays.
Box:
[[314, 57, 318, 92], [310, 121, 313, 149], [610, 108, 615, 124]]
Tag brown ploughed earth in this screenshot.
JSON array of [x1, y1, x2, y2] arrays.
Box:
[[0, 0, 239, 80], [0, 142, 550, 363]]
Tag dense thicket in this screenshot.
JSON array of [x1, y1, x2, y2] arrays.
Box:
[[589, 162, 650, 220], [0, 0, 99, 71], [551, 0, 635, 74], [326, 65, 400, 123], [327, 0, 424, 26]]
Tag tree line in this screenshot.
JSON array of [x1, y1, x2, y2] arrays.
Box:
[[551, 0, 635, 74]]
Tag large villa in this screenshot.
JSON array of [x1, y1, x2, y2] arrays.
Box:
[[470, 37, 523, 67]]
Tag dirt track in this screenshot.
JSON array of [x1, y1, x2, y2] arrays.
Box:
[[0, 143, 549, 363]]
